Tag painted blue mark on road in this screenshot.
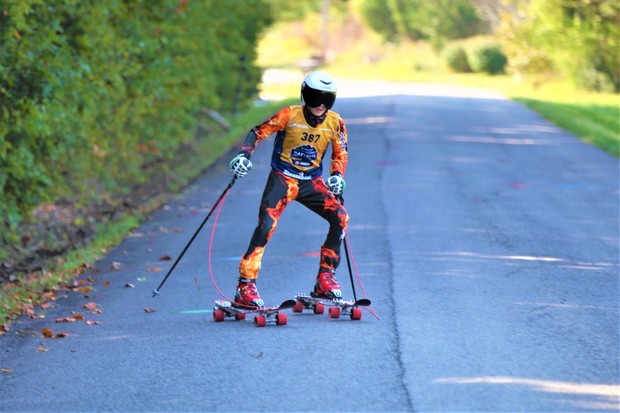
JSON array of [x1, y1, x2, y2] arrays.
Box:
[[220, 256, 243, 261], [180, 309, 213, 314]]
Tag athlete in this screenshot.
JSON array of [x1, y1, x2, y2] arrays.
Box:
[[229, 70, 349, 307]]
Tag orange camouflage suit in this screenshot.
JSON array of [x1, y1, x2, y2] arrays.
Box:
[[238, 105, 349, 280]]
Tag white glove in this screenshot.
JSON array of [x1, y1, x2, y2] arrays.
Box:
[[230, 154, 252, 178], [326, 174, 345, 195]]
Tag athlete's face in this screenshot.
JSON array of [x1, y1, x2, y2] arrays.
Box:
[[307, 104, 327, 117]]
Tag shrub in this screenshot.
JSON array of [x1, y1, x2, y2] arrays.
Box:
[[0, 0, 272, 243], [443, 44, 471, 73], [469, 43, 508, 74]]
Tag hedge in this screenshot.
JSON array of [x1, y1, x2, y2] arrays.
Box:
[[0, 0, 272, 244]]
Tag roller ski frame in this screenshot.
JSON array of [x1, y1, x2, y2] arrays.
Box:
[[293, 293, 371, 320], [213, 299, 296, 327]]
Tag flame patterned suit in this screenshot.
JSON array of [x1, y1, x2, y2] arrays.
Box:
[[238, 105, 349, 280]]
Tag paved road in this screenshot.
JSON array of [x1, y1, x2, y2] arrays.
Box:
[[1, 82, 618, 412]]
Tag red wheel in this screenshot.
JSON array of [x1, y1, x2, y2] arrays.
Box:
[[276, 313, 288, 326], [293, 301, 304, 313], [235, 312, 246, 321], [314, 303, 325, 314], [213, 310, 225, 322], [350, 308, 363, 320], [328, 306, 341, 319], [254, 315, 266, 327]]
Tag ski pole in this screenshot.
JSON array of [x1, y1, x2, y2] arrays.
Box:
[[338, 195, 357, 302], [153, 175, 238, 297]]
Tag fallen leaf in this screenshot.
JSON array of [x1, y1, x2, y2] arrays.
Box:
[[144, 308, 156, 313], [102, 281, 111, 287], [1, 369, 12, 373], [55, 312, 83, 323], [83, 302, 102, 314], [146, 267, 161, 272], [137, 277, 147, 282], [124, 283, 135, 288], [37, 347, 49, 352], [159, 255, 172, 261], [78, 286, 94, 293], [55, 332, 70, 338], [55, 317, 79, 323], [42, 328, 54, 338], [85, 320, 100, 325], [111, 262, 122, 270]]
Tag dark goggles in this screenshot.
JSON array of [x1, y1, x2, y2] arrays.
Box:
[[302, 87, 336, 110]]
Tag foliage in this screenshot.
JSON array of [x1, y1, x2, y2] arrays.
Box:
[[360, 0, 487, 49], [263, 0, 322, 21], [0, 0, 272, 244], [498, 0, 619, 92], [468, 42, 507, 74], [443, 44, 472, 73], [359, 0, 401, 42]]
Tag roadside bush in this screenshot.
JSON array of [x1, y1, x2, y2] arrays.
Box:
[[468, 43, 507, 74], [442, 44, 471, 73], [0, 0, 272, 244], [573, 66, 617, 94], [497, 0, 619, 92]]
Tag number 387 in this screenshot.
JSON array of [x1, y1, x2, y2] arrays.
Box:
[[301, 133, 320, 143]]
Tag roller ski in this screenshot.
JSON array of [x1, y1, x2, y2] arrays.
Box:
[[292, 271, 371, 320], [293, 293, 371, 320], [213, 278, 294, 327], [212, 299, 295, 327]]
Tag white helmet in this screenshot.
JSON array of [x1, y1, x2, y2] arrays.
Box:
[[301, 70, 337, 110]]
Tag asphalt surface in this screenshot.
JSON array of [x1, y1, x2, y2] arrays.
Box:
[[1, 81, 619, 413]]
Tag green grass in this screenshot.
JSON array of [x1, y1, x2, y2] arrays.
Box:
[[513, 98, 619, 155]]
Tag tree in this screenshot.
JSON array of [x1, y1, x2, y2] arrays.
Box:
[[360, 0, 487, 49], [499, 0, 619, 91]]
